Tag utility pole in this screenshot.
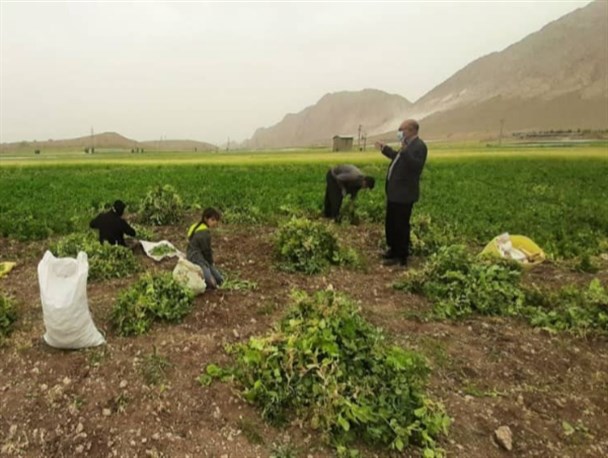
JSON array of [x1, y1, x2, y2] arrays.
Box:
[[498, 119, 505, 146], [362, 132, 367, 151], [357, 124, 362, 151], [90, 127, 95, 153]]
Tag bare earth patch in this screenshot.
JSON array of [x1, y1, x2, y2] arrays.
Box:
[[1, 224, 607, 457]]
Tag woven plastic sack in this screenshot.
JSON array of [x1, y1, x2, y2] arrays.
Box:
[[37, 251, 105, 349], [173, 258, 206, 295]]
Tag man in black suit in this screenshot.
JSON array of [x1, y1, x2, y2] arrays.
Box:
[[375, 119, 427, 266]]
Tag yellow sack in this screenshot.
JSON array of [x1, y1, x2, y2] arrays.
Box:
[[481, 234, 545, 268], [0, 262, 16, 278]]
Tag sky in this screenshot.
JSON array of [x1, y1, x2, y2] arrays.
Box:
[[0, 1, 592, 145]]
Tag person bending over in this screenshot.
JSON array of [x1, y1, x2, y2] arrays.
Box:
[[323, 164, 375, 220], [89, 200, 136, 246]]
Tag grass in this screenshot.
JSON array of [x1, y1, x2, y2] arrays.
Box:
[[1, 142, 607, 166], [140, 348, 171, 386]]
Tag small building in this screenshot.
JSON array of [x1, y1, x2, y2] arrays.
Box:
[[332, 135, 354, 152]]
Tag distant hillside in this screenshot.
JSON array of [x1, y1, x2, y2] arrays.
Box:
[[392, 0, 608, 139], [249, 1, 607, 146], [248, 89, 412, 148], [0, 132, 139, 152], [140, 139, 217, 152], [1, 132, 217, 153]]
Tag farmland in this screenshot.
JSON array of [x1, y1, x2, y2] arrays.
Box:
[[1, 144, 608, 457]]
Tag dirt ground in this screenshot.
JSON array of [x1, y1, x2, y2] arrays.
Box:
[[1, 223, 607, 458]]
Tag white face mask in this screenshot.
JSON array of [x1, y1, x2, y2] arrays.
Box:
[[397, 130, 405, 142]]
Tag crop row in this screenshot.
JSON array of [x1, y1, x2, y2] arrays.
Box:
[[1, 156, 607, 258]]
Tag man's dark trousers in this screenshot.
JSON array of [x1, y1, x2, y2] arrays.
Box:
[[324, 170, 343, 219], [385, 201, 414, 261]]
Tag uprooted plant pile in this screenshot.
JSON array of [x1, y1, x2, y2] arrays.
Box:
[[111, 273, 194, 336], [275, 217, 359, 274], [51, 232, 140, 281], [395, 244, 608, 334], [139, 184, 185, 226], [201, 290, 450, 457]]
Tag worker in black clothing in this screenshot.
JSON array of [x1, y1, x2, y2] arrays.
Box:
[[323, 164, 375, 220], [89, 200, 136, 246]]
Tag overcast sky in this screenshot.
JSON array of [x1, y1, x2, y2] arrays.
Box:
[[0, 1, 591, 145]]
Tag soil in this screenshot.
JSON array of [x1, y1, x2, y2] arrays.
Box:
[[1, 223, 607, 458]]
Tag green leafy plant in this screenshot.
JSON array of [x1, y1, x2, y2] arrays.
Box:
[[139, 185, 184, 225], [573, 253, 601, 274], [111, 273, 194, 336], [410, 214, 458, 256], [396, 245, 608, 334], [0, 294, 17, 344], [339, 199, 361, 226], [395, 245, 525, 319], [202, 290, 450, 456], [131, 224, 155, 241], [51, 232, 139, 281], [220, 272, 258, 291], [521, 279, 608, 334], [149, 243, 176, 257], [275, 217, 359, 274], [222, 205, 263, 225], [140, 347, 171, 385]]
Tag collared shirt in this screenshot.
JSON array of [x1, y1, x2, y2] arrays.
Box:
[[387, 135, 418, 180]]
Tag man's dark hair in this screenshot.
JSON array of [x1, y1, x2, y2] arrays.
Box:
[[202, 207, 221, 222], [365, 176, 376, 190], [112, 200, 126, 216]]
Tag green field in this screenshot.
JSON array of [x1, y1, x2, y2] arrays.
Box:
[[2, 143, 608, 458], [1, 144, 607, 258]]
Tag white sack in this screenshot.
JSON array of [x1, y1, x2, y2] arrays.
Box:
[[173, 258, 206, 295], [140, 240, 183, 262], [37, 251, 105, 349]]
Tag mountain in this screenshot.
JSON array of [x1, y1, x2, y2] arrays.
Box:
[[248, 89, 412, 148], [0, 132, 138, 152], [391, 0, 608, 139], [0, 132, 217, 153], [249, 1, 607, 146]]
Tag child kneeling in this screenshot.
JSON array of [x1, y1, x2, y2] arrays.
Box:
[[187, 208, 224, 289]]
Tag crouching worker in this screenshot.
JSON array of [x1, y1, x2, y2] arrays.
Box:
[[89, 200, 136, 246], [187, 208, 224, 289], [323, 164, 375, 220]]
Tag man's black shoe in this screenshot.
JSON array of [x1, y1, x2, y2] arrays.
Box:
[[382, 257, 408, 267], [381, 250, 396, 260]]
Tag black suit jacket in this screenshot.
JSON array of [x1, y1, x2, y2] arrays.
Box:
[[382, 137, 427, 203]]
